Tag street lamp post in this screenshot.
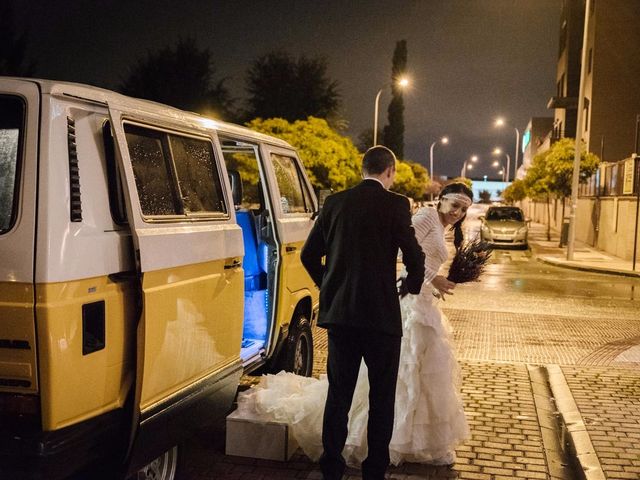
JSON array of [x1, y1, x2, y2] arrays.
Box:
[[492, 148, 511, 183], [429, 136, 449, 181], [495, 118, 520, 181], [373, 77, 409, 146], [461, 155, 478, 178]]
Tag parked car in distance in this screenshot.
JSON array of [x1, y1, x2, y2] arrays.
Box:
[[479, 206, 529, 249]]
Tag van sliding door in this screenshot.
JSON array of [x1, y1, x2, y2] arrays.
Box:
[[106, 106, 244, 423]]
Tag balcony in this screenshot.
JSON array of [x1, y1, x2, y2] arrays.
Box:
[[547, 96, 578, 109]]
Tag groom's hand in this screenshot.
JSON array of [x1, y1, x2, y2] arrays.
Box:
[[397, 276, 410, 298]]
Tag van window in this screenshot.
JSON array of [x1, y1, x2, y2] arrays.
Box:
[[270, 153, 311, 214], [221, 141, 263, 211], [170, 135, 226, 214], [0, 96, 24, 233], [125, 125, 182, 216], [123, 123, 227, 219]]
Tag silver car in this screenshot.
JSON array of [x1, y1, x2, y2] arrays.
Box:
[[479, 206, 529, 248]]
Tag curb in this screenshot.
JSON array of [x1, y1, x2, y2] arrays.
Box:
[[537, 256, 640, 278], [545, 364, 606, 480]]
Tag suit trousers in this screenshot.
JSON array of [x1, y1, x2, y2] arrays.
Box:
[[319, 326, 402, 480]]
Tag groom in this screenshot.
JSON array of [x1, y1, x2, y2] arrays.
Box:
[[301, 146, 425, 480]]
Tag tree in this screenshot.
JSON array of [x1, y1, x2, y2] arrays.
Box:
[[245, 51, 341, 125], [502, 179, 527, 204], [383, 40, 407, 158], [478, 190, 492, 204], [393, 161, 430, 200], [522, 138, 600, 240], [246, 117, 360, 192], [119, 37, 235, 120], [0, 2, 36, 76]]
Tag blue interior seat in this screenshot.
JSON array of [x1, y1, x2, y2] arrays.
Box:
[[236, 210, 263, 291]]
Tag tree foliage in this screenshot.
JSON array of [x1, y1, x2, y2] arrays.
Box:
[[246, 117, 360, 192], [119, 37, 234, 120], [478, 190, 492, 204], [393, 161, 429, 200], [0, 2, 35, 76], [383, 40, 407, 158], [245, 51, 341, 125], [523, 138, 600, 200], [502, 179, 527, 204]]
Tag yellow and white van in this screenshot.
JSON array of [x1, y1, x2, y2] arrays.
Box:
[[0, 77, 319, 479]]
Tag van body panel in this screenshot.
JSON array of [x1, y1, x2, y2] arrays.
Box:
[[35, 98, 135, 283], [0, 282, 38, 394], [138, 259, 243, 410], [35, 275, 136, 430]]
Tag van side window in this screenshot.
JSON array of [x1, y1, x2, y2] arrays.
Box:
[[170, 135, 226, 214], [270, 153, 312, 214], [220, 140, 263, 211], [0, 95, 25, 233], [124, 125, 182, 217]]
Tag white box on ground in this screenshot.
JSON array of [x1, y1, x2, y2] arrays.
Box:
[[225, 409, 299, 461]]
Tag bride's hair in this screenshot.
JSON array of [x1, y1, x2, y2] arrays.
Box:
[[438, 182, 474, 249]]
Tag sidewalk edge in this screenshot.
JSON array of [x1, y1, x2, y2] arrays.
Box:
[[538, 256, 640, 278], [545, 364, 606, 480]]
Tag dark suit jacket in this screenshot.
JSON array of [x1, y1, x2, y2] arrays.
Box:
[[301, 179, 425, 337]]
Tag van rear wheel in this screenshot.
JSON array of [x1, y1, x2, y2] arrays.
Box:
[[131, 445, 181, 480], [284, 316, 313, 377]]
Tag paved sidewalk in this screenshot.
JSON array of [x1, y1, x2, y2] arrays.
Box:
[[528, 222, 640, 278]]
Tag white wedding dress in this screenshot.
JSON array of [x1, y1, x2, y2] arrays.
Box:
[[233, 207, 469, 465]]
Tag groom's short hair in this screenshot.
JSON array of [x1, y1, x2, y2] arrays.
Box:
[[362, 146, 397, 175]]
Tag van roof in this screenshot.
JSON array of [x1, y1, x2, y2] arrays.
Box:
[[10, 77, 293, 149]]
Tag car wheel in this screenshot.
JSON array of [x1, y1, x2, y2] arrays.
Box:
[[283, 316, 313, 377], [130, 445, 181, 480]]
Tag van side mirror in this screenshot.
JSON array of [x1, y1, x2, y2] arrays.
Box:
[[227, 170, 243, 207]]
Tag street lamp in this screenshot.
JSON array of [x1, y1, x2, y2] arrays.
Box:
[[492, 160, 506, 181], [461, 155, 478, 178], [373, 77, 410, 146], [429, 136, 449, 181], [492, 148, 511, 183], [495, 117, 520, 181]]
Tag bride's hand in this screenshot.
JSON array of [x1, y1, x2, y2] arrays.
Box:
[[432, 275, 455, 297]]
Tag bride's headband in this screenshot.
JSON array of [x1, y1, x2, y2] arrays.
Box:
[[441, 192, 472, 208]]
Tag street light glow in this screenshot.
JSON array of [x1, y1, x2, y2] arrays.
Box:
[[471, 155, 478, 162], [495, 117, 505, 127], [441, 136, 449, 144], [493, 147, 502, 155], [398, 77, 410, 88], [493, 160, 500, 167]]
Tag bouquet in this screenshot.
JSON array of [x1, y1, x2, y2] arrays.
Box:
[[447, 239, 493, 283]]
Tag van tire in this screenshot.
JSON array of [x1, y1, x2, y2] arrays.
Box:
[[283, 316, 313, 377], [129, 445, 182, 480]]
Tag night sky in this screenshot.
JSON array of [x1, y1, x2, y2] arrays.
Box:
[[16, 0, 560, 179]]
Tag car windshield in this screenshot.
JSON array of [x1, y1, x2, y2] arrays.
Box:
[[486, 208, 523, 222]]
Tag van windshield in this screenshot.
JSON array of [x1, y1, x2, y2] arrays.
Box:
[[0, 96, 24, 233]]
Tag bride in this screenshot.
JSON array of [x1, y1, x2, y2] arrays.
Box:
[[233, 182, 473, 468]]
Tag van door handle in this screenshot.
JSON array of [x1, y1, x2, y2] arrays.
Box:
[[285, 246, 297, 253], [224, 259, 242, 269]]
